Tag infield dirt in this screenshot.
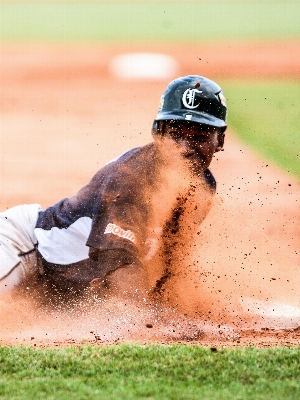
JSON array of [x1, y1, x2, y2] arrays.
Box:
[[0, 41, 299, 347]]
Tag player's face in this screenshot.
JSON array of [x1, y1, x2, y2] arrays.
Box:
[[164, 121, 224, 172]]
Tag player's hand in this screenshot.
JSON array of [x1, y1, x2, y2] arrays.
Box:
[[103, 263, 148, 301]]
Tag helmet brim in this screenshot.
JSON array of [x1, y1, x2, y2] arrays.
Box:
[[155, 110, 227, 129]]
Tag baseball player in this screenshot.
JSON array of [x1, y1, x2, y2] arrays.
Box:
[[0, 75, 227, 302]]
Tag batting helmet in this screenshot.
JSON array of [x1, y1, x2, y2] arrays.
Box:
[[152, 75, 227, 134]]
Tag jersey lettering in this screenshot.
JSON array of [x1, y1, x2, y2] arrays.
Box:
[[104, 223, 136, 244]]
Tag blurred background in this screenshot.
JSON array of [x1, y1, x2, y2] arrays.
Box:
[[1, 0, 299, 208]]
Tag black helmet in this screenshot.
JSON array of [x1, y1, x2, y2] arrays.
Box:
[[153, 75, 227, 134]]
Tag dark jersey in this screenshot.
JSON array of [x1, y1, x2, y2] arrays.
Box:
[[34, 143, 216, 287]]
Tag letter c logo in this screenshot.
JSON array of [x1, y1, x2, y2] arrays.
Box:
[[182, 88, 202, 109]]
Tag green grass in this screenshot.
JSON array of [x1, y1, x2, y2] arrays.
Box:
[[0, 344, 300, 399], [1, 1, 300, 43], [221, 79, 300, 180]]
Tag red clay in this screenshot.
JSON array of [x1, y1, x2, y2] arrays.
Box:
[[0, 42, 299, 347]]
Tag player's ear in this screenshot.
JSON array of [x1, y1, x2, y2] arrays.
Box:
[[215, 133, 225, 152]]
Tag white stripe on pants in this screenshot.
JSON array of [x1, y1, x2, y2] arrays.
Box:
[[0, 204, 41, 295]]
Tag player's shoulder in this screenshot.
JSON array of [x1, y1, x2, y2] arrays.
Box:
[[101, 144, 156, 179], [105, 143, 155, 167], [83, 143, 155, 190], [104, 148, 140, 165], [86, 143, 156, 192]]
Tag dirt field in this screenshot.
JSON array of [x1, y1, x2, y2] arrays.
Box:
[[0, 41, 299, 347]]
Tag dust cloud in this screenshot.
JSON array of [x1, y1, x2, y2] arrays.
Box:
[[153, 133, 300, 332]]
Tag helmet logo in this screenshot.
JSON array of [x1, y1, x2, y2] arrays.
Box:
[[182, 88, 202, 109], [218, 92, 227, 107], [158, 95, 164, 110]]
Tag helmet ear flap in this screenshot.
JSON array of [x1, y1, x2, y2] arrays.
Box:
[[158, 120, 165, 135], [152, 120, 166, 136]]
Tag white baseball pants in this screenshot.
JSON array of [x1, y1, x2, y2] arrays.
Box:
[[0, 204, 41, 296]]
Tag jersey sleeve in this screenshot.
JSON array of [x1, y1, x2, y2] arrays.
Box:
[[86, 159, 150, 262]]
